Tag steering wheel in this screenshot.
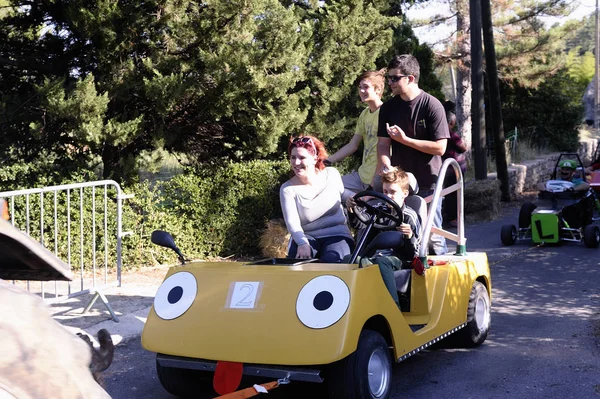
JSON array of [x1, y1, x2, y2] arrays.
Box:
[[545, 180, 575, 193], [351, 190, 404, 231]]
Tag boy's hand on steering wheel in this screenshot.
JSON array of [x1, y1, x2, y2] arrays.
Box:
[[397, 223, 413, 239], [346, 197, 356, 211]]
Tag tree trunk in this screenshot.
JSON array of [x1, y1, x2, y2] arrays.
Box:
[[101, 145, 121, 182], [482, 0, 510, 201], [456, 0, 472, 154], [470, 0, 487, 180]]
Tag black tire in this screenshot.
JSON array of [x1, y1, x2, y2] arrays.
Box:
[[156, 356, 214, 398], [326, 330, 392, 399], [518, 202, 537, 228], [453, 282, 491, 347], [500, 224, 517, 246], [583, 225, 600, 248]]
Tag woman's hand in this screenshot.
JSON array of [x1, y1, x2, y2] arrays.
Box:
[[397, 223, 413, 239], [296, 244, 312, 259]]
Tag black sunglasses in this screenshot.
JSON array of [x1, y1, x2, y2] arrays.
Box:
[[292, 137, 313, 145], [386, 74, 409, 83]]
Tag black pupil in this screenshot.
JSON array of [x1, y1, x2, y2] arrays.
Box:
[[168, 286, 183, 304], [313, 291, 334, 311]]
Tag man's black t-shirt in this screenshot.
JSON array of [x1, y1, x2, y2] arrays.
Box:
[[377, 91, 450, 193]]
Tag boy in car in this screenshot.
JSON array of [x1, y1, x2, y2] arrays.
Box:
[[347, 167, 421, 308], [537, 159, 590, 192]]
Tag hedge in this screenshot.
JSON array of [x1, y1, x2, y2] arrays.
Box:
[[2, 158, 359, 269], [122, 159, 291, 266]]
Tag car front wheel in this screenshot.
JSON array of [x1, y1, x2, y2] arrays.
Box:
[[454, 281, 491, 347], [326, 330, 392, 399]]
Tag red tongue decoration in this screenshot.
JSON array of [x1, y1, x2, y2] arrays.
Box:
[[213, 361, 244, 395]]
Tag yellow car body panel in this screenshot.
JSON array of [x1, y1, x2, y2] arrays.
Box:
[[141, 252, 491, 365]]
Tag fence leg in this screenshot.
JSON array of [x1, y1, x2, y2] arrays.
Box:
[[82, 290, 120, 323]]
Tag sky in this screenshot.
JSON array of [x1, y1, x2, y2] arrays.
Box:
[[404, 0, 597, 49]]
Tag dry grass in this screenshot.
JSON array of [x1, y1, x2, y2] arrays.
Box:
[[259, 219, 290, 258], [464, 179, 502, 223]]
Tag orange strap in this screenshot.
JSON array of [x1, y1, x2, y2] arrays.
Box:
[[213, 381, 279, 399]]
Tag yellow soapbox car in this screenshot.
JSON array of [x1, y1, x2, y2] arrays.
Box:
[[141, 159, 492, 399]]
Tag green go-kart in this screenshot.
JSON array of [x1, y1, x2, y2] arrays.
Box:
[[501, 154, 600, 248]]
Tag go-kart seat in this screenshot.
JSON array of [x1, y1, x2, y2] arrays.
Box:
[[393, 172, 425, 295], [404, 173, 427, 238]]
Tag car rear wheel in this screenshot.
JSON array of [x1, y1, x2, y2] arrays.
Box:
[[453, 281, 491, 347], [501, 224, 517, 246], [326, 330, 392, 399], [583, 225, 600, 248], [156, 356, 214, 398], [518, 202, 537, 228]]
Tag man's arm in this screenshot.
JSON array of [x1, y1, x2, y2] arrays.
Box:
[[327, 135, 362, 164], [574, 182, 590, 191], [403, 137, 447, 156], [386, 124, 447, 156]]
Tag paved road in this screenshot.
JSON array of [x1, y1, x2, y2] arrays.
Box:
[[103, 207, 600, 399]]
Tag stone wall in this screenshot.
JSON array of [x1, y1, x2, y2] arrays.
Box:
[[487, 137, 599, 199]]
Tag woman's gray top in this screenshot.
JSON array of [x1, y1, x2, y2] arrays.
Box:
[[280, 167, 352, 247]]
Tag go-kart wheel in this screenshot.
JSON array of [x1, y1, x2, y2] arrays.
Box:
[[518, 202, 537, 228], [156, 355, 214, 398], [583, 225, 600, 248], [351, 190, 403, 231], [326, 329, 392, 399], [500, 224, 517, 246], [453, 281, 491, 347]]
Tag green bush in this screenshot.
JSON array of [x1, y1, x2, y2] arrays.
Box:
[[122, 159, 291, 266], [0, 159, 292, 270]]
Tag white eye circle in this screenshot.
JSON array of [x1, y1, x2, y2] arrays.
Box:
[[296, 275, 350, 329], [154, 272, 197, 320]]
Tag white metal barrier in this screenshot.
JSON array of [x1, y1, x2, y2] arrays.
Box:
[[0, 180, 133, 322]]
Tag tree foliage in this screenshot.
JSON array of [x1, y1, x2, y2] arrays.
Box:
[[565, 47, 595, 88], [564, 12, 595, 54], [500, 69, 583, 152], [1, 0, 434, 184]]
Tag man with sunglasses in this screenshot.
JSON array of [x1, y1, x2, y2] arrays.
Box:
[[376, 54, 450, 255]]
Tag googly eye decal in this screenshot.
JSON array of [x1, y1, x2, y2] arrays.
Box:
[[296, 275, 350, 329], [154, 272, 197, 320]]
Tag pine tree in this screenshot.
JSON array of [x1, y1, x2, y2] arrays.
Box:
[[0, 0, 405, 183]]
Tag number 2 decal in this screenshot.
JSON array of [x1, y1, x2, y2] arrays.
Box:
[[235, 284, 254, 307], [228, 282, 261, 309]]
